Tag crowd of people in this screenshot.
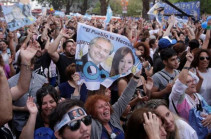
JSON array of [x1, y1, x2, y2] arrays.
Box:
[[0, 11, 211, 139]]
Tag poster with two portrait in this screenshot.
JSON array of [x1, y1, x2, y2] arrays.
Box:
[[1, 3, 36, 31], [76, 23, 142, 90]]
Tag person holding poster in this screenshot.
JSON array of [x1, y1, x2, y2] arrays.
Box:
[[76, 23, 142, 90]]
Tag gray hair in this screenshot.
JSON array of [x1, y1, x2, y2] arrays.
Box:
[[144, 99, 168, 110], [89, 37, 114, 54]]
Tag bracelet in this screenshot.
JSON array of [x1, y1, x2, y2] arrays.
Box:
[[133, 75, 140, 79], [120, 116, 127, 122], [183, 67, 190, 70], [21, 63, 31, 70]]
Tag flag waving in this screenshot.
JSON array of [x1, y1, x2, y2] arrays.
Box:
[[105, 5, 112, 24]]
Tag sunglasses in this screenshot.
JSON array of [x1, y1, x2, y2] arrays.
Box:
[[68, 115, 92, 131], [199, 56, 210, 61]]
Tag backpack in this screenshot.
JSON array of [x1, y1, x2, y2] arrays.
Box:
[[34, 127, 56, 139]]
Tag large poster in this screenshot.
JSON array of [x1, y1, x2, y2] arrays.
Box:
[[1, 3, 36, 31], [149, 1, 200, 20], [76, 23, 142, 90], [163, 1, 200, 20]]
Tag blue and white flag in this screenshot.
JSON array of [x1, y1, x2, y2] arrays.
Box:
[[105, 6, 112, 24], [1, 3, 36, 31], [84, 13, 92, 20], [176, 17, 188, 28], [75, 23, 142, 90], [54, 10, 65, 17]]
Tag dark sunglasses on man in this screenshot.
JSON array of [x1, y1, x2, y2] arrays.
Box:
[[67, 115, 92, 131]]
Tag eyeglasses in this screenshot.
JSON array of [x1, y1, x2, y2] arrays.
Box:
[[67, 115, 92, 131], [199, 56, 210, 61]]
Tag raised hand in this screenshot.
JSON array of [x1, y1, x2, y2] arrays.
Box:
[[59, 28, 72, 38], [20, 42, 38, 65], [196, 67, 203, 80], [186, 48, 194, 63], [27, 29, 33, 37], [8, 32, 14, 39], [136, 90, 148, 102], [143, 112, 160, 139], [122, 105, 131, 117], [26, 97, 38, 115]]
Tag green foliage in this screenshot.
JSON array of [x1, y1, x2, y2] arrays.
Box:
[[110, 0, 122, 15], [92, 2, 101, 14], [127, 0, 143, 16]]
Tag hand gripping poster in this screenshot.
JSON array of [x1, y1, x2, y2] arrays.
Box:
[[1, 3, 36, 31], [76, 23, 142, 90]]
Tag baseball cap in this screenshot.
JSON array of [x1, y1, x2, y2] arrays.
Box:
[[158, 36, 177, 49]]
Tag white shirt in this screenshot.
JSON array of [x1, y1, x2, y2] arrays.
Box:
[[198, 68, 211, 105], [176, 119, 198, 139]]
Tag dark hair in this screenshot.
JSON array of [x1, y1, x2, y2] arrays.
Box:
[[87, 85, 107, 97], [160, 48, 177, 61], [134, 42, 150, 58], [62, 39, 75, 50], [65, 63, 76, 81], [126, 108, 157, 139], [191, 48, 211, 68], [152, 23, 156, 30], [110, 47, 135, 76], [178, 51, 187, 71], [0, 40, 8, 46], [0, 55, 4, 66], [178, 32, 184, 37], [149, 39, 156, 48], [189, 39, 199, 51], [143, 30, 150, 39], [49, 99, 84, 135], [36, 84, 59, 112], [172, 42, 187, 55]]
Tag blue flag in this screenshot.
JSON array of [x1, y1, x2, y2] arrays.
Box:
[[105, 6, 112, 24]]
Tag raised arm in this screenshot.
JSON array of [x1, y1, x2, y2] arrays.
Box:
[[178, 50, 193, 84], [8, 32, 16, 60], [19, 97, 38, 139], [0, 66, 12, 126], [163, 15, 176, 37], [47, 29, 71, 63], [202, 29, 210, 49], [21, 29, 33, 49], [112, 71, 140, 117], [10, 42, 38, 100]]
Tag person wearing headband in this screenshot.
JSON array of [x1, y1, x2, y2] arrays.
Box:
[[50, 99, 92, 139]]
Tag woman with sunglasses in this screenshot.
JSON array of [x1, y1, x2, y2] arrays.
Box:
[[19, 84, 60, 139], [191, 49, 211, 105], [84, 72, 140, 139], [50, 99, 92, 139]]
